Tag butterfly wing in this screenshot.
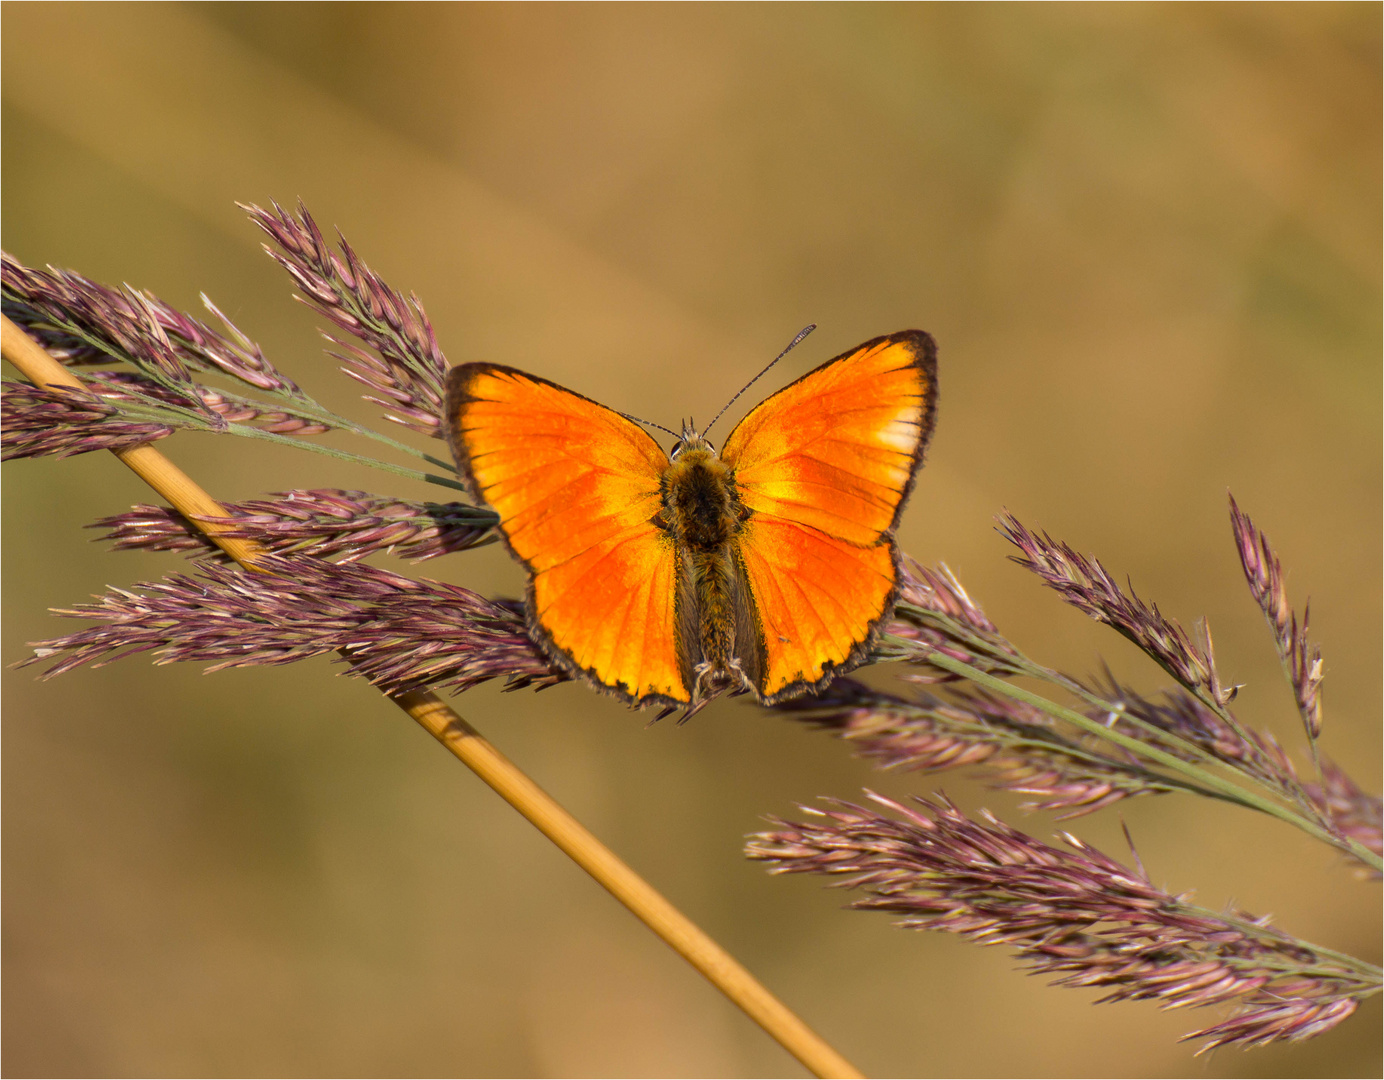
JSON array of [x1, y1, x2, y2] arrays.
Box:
[[445, 364, 689, 706], [720, 331, 937, 701]]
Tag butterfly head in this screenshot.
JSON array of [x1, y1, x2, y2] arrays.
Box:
[[670, 419, 716, 461]]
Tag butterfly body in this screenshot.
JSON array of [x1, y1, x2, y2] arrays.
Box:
[[445, 331, 938, 711], [657, 430, 759, 700]]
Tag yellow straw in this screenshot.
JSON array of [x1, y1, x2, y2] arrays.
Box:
[[2, 313, 863, 1080]]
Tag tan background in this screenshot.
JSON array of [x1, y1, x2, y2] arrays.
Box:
[[3, 3, 1379, 1076]]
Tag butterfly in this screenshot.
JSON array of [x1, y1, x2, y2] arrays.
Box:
[[444, 330, 938, 711]]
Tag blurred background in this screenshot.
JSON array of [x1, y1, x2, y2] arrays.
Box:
[[3, 4, 1379, 1076]]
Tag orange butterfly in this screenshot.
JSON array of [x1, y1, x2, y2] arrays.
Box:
[[444, 331, 938, 710]]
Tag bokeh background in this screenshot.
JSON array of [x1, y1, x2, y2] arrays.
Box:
[[3, 4, 1379, 1077]]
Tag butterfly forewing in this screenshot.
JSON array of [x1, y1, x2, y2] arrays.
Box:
[[720, 332, 936, 544], [446, 364, 690, 705]]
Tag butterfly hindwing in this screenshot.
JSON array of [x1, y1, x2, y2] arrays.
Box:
[[721, 331, 937, 700], [736, 515, 897, 700], [445, 364, 690, 706]]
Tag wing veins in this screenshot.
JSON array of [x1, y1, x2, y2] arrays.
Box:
[[736, 429, 923, 473], [535, 526, 664, 613]]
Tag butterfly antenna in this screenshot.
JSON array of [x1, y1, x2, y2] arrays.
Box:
[[702, 324, 816, 439], [620, 412, 681, 440]]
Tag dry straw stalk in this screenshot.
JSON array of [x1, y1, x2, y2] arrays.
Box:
[[0, 313, 863, 1080]]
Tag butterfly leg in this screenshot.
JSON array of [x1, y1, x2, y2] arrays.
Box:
[[691, 657, 753, 704]]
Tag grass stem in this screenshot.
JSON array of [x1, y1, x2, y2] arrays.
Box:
[[922, 648, 1382, 873]]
